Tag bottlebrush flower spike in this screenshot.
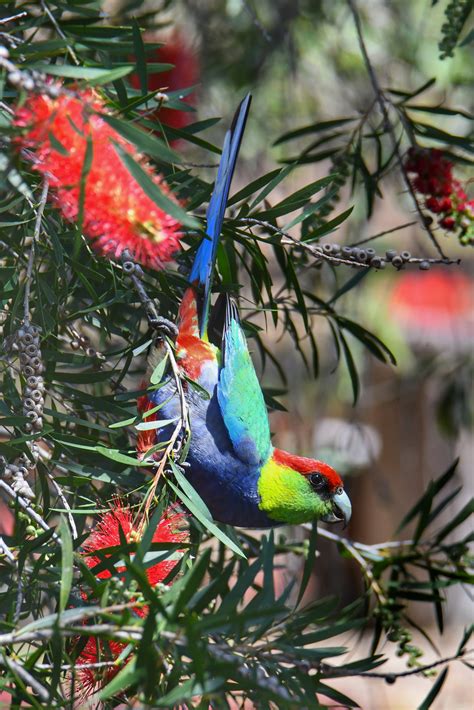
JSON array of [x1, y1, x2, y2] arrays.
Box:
[[82, 500, 188, 588], [76, 501, 188, 695], [405, 147, 474, 245], [13, 89, 183, 269]]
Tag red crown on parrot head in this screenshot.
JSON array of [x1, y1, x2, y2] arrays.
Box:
[[273, 448, 342, 490]]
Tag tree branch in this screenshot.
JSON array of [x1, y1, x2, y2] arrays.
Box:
[[346, 0, 447, 259]]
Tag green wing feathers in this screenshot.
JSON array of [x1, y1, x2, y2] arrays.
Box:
[[217, 315, 272, 466]]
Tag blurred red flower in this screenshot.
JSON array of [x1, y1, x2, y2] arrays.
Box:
[[14, 89, 183, 269], [130, 30, 200, 134], [390, 270, 472, 348]]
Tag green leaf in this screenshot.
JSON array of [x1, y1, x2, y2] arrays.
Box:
[[53, 439, 150, 466], [296, 521, 318, 606], [31, 63, 134, 85], [150, 351, 169, 385], [58, 517, 73, 614], [396, 460, 459, 533], [108, 416, 137, 429], [303, 207, 354, 243], [131, 20, 147, 96], [135, 417, 177, 431], [274, 118, 356, 145], [435, 498, 474, 544], [339, 330, 360, 405], [417, 668, 449, 710], [166, 467, 245, 558], [99, 656, 139, 700], [114, 144, 199, 228], [169, 461, 212, 519], [101, 114, 181, 165]]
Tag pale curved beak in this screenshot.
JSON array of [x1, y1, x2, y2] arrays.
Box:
[[322, 489, 352, 527]]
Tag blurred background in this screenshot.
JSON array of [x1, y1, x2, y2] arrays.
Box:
[[1, 0, 472, 706]]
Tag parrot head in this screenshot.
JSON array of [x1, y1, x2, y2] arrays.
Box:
[[258, 448, 351, 527]]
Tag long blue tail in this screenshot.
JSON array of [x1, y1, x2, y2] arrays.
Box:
[[189, 94, 252, 338]]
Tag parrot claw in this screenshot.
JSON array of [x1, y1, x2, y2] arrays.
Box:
[[150, 316, 179, 340]]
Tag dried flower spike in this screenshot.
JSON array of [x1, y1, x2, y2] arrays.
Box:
[[14, 89, 183, 269]]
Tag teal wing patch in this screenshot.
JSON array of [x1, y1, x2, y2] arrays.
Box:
[[217, 307, 272, 466]]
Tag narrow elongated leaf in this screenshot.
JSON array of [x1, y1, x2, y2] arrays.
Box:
[[58, 517, 73, 613], [99, 657, 139, 700], [274, 118, 356, 145], [150, 351, 169, 385], [418, 668, 449, 710], [166, 473, 244, 558], [102, 114, 181, 164], [31, 63, 133, 85]]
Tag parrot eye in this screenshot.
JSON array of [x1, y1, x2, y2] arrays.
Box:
[[309, 473, 325, 490]]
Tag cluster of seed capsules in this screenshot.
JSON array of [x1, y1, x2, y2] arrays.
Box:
[[16, 323, 45, 433], [405, 147, 473, 246], [2, 452, 35, 499], [316, 243, 432, 270], [0, 45, 62, 97]]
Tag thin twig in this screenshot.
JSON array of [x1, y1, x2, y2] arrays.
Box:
[[346, 0, 446, 259], [238, 217, 458, 268], [46, 470, 78, 539], [120, 251, 190, 520], [0, 479, 59, 542], [0, 536, 15, 563], [24, 181, 48, 324], [348, 221, 417, 247], [0, 12, 27, 25], [0, 656, 51, 703], [40, 1, 79, 65]]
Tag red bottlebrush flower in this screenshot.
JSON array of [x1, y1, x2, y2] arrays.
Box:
[[426, 196, 442, 213], [13, 89, 183, 270], [75, 636, 127, 697], [413, 176, 430, 194], [440, 215, 456, 230], [405, 147, 473, 244], [439, 196, 452, 212], [130, 30, 200, 134], [75, 502, 188, 696], [82, 501, 188, 589]]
